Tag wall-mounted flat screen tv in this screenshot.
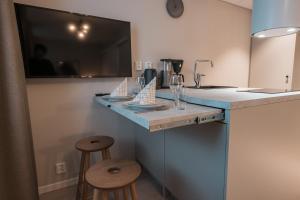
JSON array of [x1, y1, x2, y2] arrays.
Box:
[[15, 3, 132, 78]]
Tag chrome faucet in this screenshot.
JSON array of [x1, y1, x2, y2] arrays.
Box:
[[194, 59, 214, 88]]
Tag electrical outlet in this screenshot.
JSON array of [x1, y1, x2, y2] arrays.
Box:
[[135, 61, 143, 71], [56, 162, 67, 174]]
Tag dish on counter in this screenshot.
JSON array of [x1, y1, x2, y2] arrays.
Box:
[[102, 95, 134, 102], [124, 101, 171, 111]]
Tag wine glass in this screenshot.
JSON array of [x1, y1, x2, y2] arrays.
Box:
[[169, 75, 185, 110]]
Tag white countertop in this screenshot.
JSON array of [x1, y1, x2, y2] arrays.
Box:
[[156, 88, 300, 110], [94, 88, 300, 131], [95, 97, 224, 132]]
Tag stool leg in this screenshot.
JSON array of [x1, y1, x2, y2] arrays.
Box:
[[130, 182, 138, 200], [82, 152, 90, 200], [123, 187, 129, 200], [76, 152, 86, 200], [93, 189, 100, 200], [101, 150, 107, 160], [114, 190, 120, 200], [101, 190, 109, 200], [105, 149, 111, 160]]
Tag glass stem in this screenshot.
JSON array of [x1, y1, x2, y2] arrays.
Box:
[[175, 92, 180, 108]]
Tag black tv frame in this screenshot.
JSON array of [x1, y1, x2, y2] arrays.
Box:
[[14, 3, 132, 79]]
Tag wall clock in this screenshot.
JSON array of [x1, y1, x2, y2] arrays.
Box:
[[166, 0, 184, 18]]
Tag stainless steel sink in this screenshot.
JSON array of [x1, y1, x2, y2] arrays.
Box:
[[185, 85, 237, 89]]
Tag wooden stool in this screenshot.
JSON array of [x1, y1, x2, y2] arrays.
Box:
[[85, 160, 141, 200], [75, 136, 114, 200]]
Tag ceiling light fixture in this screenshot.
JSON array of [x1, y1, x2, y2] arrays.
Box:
[[78, 32, 85, 39], [82, 24, 90, 30], [68, 24, 76, 32], [287, 28, 297, 33], [252, 0, 300, 38], [67, 21, 90, 40]]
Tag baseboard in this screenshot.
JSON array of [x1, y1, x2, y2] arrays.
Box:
[[38, 177, 78, 195]]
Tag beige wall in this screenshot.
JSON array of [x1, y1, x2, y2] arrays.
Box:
[[14, 0, 251, 187], [249, 34, 297, 90]]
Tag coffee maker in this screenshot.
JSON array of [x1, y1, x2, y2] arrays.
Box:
[[160, 59, 172, 88], [160, 59, 184, 88]]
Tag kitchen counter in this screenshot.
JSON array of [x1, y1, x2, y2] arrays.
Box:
[[95, 88, 300, 200], [157, 88, 300, 109], [95, 87, 300, 131]]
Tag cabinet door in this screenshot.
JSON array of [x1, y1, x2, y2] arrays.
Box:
[[249, 34, 296, 90], [135, 126, 165, 183], [135, 123, 228, 200], [165, 123, 228, 200]]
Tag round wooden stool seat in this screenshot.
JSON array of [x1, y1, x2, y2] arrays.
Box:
[[75, 136, 114, 152], [86, 160, 141, 189], [86, 160, 141, 200]]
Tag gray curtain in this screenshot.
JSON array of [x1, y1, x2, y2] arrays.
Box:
[[0, 0, 39, 200]]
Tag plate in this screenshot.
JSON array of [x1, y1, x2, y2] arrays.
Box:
[[102, 95, 134, 102], [125, 101, 169, 110]]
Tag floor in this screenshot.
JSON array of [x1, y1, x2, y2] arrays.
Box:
[[40, 171, 171, 200]]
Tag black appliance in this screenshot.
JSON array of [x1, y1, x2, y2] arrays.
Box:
[[160, 59, 173, 88], [171, 59, 184, 81], [14, 3, 132, 78], [144, 68, 157, 85]]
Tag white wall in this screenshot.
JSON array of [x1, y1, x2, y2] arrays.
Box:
[[26, 78, 137, 187], [249, 34, 297, 90], [14, 0, 251, 187]]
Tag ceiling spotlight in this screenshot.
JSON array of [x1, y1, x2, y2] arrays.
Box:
[[68, 23, 77, 32], [78, 32, 85, 39], [82, 24, 90, 30], [287, 28, 297, 33], [257, 34, 266, 38], [82, 29, 88, 34]]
